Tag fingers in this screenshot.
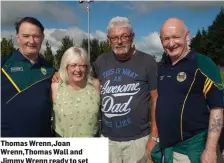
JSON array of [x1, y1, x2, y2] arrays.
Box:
[[148, 159, 154, 163], [147, 152, 152, 160], [52, 72, 59, 83]]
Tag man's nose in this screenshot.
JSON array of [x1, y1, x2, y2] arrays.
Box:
[[28, 36, 35, 43], [168, 38, 175, 47], [117, 37, 122, 44]]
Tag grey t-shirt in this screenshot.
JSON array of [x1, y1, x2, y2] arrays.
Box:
[[93, 50, 157, 141]]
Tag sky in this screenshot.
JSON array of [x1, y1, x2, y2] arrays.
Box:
[[1, 1, 224, 61]]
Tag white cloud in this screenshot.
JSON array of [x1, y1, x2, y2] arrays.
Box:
[[43, 27, 107, 54], [1, 28, 164, 61], [1, 1, 80, 27], [135, 32, 164, 62], [92, 30, 107, 42], [1, 27, 107, 55]]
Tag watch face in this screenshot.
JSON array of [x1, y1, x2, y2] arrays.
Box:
[[151, 137, 159, 142]]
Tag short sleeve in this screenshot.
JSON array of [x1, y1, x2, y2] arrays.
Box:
[[92, 59, 99, 78], [205, 65, 224, 109], [147, 56, 158, 91], [198, 55, 224, 109]]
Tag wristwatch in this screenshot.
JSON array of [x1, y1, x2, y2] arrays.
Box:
[[150, 136, 159, 143]]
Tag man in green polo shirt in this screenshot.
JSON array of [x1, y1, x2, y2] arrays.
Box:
[[1, 17, 55, 137]]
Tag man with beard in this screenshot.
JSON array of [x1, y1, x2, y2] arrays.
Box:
[[93, 16, 158, 163], [1, 17, 55, 137], [52, 16, 158, 163], [152, 18, 223, 163]]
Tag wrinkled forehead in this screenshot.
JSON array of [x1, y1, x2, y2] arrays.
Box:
[[160, 25, 186, 37], [108, 26, 131, 36], [18, 22, 43, 34]]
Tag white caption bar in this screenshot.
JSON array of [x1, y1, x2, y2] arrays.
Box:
[[0, 138, 108, 163]]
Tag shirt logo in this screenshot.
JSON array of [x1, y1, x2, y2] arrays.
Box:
[[40, 67, 47, 75], [10, 67, 23, 72], [160, 75, 165, 80], [177, 72, 187, 82]]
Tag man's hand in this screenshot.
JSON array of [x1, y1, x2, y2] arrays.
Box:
[[201, 148, 217, 163], [202, 107, 223, 163], [52, 72, 60, 83], [146, 139, 157, 160]]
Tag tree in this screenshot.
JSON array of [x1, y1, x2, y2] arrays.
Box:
[[81, 39, 112, 63], [159, 51, 167, 65], [44, 41, 54, 66], [189, 8, 224, 65], [90, 39, 101, 63], [81, 39, 88, 53], [199, 28, 209, 55], [190, 29, 202, 52], [54, 36, 74, 70], [99, 40, 112, 54], [206, 7, 224, 65], [1, 37, 16, 56]]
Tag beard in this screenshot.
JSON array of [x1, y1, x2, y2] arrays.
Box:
[[113, 45, 129, 56]]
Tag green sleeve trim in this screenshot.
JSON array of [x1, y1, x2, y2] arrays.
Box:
[[197, 53, 223, 89]]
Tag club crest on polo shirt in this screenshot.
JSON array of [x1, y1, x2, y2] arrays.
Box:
[[176, 72, 187, 82], [10, 67, 23, 72], [40, 67, 47, 75]]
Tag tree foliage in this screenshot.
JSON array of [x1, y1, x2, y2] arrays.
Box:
[[44, 41, 54, 66], [90, 39, 101, 63], [99, 40, 112, 54], [1, 37, 16, 56], [159, 51, 168, 65], [81, 39, 112, 63], [54, 36, 74, 70], [190, 8, 224, 66]]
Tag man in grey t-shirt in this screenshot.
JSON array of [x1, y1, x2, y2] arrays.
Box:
[[93, 16, 158, 163]]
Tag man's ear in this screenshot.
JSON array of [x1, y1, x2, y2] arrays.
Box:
[[186, 31, 190, 42]]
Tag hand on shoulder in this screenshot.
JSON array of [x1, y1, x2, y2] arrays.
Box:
[[93, 78, 100, 95], [51, 81, 59, 101]]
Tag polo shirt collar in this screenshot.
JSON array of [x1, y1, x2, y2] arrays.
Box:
[[165, 50, 196, 66], [14, 49, 43, 65]]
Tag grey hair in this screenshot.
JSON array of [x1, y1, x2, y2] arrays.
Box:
[[58, 46, 94, 85], [107, 16, 133, 32]]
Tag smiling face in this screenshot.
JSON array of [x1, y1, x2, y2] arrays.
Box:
[[16, 22, 44, 59], [160, 18, 190, 62], [107, 26, 134, 59], [66, 58, 88, 84]]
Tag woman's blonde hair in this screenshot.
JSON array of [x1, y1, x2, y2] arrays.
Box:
[[58, 46, 94, 85]]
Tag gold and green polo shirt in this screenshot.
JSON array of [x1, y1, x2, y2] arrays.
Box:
[[1, 50, 55, 137], [156, 50, 223, 149]]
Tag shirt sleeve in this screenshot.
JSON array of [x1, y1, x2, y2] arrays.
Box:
[[203, 62, 224, 109], [146, 56, 158, 91], [92, 58, 99, 78]]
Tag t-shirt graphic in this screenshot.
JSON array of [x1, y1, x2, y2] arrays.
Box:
[[93, 50, 157, 141]]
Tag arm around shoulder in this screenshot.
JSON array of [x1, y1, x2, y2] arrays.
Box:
[[51, 82, 59, 101], [93, 78, 101, 95]]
